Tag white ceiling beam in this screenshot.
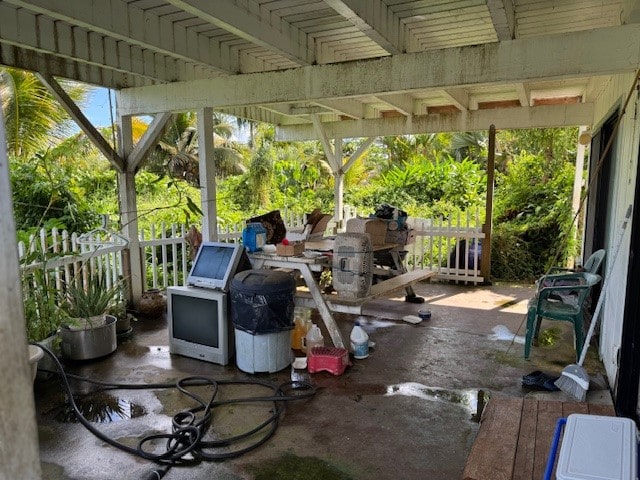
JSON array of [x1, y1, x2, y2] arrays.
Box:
[[36, 73, 125, 172], [441, 89, 469, 111], [0, 2, 202, 87], [374, 93, 414, 115], [310, 114, 339, 170], [127, 113, 172, 173], [515, 83, 531, 106], [314, 99, 365, 119], [165, 0, 314, 66], [3, 0, 230, 75], [276, 103, 595, 141], [118, 24, 640, 116], [342, 137, 375, 173], [622, 0, 640, 24], [324, 0, 403, 55], [486, 0, 515, 41], [0, 43, 148, 89]]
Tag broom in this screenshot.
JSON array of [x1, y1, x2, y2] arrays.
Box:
[[554, 206, 632, 401]]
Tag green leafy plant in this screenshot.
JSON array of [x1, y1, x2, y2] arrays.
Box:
[[60, 274, 123, 326], [21, 252, 67, 342]]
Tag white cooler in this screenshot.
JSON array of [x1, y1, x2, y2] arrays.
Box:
[[556, 414, 638, 480]]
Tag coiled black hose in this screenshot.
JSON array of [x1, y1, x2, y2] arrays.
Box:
[[34, 343, 316, 479]]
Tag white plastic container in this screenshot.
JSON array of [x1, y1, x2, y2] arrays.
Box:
[[234, 329, 291, 373], [556, 414, 637, 480], [304, 324, 324, 356], [350, 321, 369, 359]]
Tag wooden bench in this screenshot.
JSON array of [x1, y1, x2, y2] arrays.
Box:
[[462, 397, 616, 480]]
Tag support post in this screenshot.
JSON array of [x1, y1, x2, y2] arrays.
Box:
[[198, 107, 218, 241], [0, 98, 42, 479], [571, 126, 588, 267], [333, 138, 344, 229], [117, 115, 144, 307], [480, 124, 496, 283]]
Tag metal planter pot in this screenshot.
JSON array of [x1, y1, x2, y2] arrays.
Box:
[[61, 315, 117, 360]]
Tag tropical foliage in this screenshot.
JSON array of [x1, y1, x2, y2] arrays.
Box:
[[2, 67, 583, 281]]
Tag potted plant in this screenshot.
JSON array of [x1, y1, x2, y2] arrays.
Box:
[[107, 299, 136, 335], [59, 273, 123, 360], [21, 253, 67, 379]]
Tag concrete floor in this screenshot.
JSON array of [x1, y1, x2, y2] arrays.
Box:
[[33, 281, 611, 480]]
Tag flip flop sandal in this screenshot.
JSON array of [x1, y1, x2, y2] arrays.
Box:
[[522, 370, 544, 385], [542, 377, 560, 391], [522, 372, 556, 389]]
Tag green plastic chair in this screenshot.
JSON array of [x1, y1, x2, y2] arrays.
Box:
[[549, 249, 606, 275], [524, 272, 601, 361]]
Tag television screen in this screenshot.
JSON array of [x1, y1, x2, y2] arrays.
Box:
[[167, 286, 233, 365], [187, 241, 245, 291], [171, 293, 219, 347]]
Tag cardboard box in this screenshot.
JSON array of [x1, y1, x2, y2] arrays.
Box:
[[276, 242, 305, 256], [346, 218, 387, 245], [385, 228, 416, 245]]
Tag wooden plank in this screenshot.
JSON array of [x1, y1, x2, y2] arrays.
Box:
[[562, 402, 589, 417], [462, 397, 523, 480], [533, 400, 564, 480], [298, 269, 437, 308], [512, 398, 539, 480], [369, 269, 436, 297], [587, 402, 616, 416]]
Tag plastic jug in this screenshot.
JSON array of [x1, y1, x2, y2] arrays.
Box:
[[304, 324, 324, 356], [242, 222, 267, 252], [350, 321, 369, 359], [291, 317, 309, 350]]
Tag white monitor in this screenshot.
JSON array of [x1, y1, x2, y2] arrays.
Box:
[[187, 241, 244, 291], [167, 286, 234, 365]]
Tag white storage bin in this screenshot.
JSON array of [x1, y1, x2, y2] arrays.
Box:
[[556, 414, 638, 480], [234, 329, 291, 373]]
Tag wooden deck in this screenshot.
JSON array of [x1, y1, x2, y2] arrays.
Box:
[[462, 397, 616, 480]]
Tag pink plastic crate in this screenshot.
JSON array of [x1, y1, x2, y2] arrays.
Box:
[[307, 347, 350, 375]]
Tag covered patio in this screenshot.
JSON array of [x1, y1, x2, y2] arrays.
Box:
[[33, 281, 612, 480], [2, 1, 640, 478]]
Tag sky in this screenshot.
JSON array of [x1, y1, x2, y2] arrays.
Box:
[[82, 87, 116, 128]]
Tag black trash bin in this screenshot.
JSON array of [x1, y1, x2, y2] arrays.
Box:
[[230, 269, 296, 373]]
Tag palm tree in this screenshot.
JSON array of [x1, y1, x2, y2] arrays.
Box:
[[147, 112, 246, 186], [0, 68, 89, 157]]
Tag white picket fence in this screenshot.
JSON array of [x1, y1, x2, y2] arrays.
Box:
[[18, 208, 485, 298]]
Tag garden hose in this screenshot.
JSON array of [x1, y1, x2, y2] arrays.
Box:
[[34, 343, 316, 479]]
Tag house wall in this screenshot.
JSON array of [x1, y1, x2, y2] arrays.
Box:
[[591, 72, 640, 385]]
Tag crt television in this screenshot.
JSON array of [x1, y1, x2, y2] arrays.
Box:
[[187, 241, 244, 291], [167, 286, 234, 365]]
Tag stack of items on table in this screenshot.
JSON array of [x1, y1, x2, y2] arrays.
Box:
[[372, 203, 415, 246], [243, 208, 333, 256], [370, 204, 415, 269]]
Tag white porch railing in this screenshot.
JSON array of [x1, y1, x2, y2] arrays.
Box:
[[18, 227, 125, 293], [18, 207, 485, 300], [406, 209, 485, 284]]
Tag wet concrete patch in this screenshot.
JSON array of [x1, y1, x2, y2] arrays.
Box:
[[53, 392, 147, 423], [385, 382, 490, 422], [489, 324, 525, 344], [245, 453, 354, 480]]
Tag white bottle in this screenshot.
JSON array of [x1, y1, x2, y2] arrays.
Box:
[[350, 321, 369, 359], [304, 324, 324, 356]]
